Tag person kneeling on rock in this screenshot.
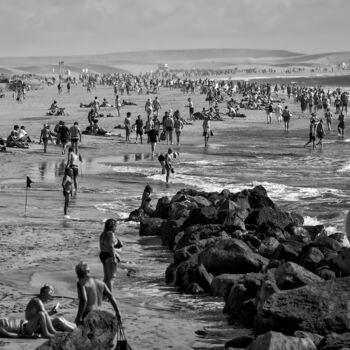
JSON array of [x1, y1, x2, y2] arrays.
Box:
[[140, 185, 155, 216], [75, 261, 121, 326]]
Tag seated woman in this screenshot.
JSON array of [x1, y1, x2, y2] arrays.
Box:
[[100, 98, 114, 108], [17, 126, 32, 142], [140, 185, 155, 216], [92, 120, 107, 136]]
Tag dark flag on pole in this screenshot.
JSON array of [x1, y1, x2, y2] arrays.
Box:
[[26, 176, 33, 188]]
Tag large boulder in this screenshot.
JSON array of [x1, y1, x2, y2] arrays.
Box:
[[139, 217, 163, 236], [153, 196, 171, 219], [183, 206, 218, 228], [161, 217, 187, 250], [211, 273, 244, 298], [198, 238, 268, 276], [334, 248, 350, 276], [246, 185, 275, 210], [247, 331, 316, 350], [36, 310, 118, 350], [246, 207, 304, 230], [298, 246, 324, 272], [272, 240, 305, 262], [168, 202, 191, 220], [224, 273, 265, 327], [274, 262, 322, 290], [258, 237, 280, 259], [255, 276, 350, 335], [175, 224, 226, 250], [318, 332, 350, 350], [190, 195, 212, 207]]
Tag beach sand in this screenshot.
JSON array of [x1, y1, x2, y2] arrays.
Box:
[[0, 79, 333, 349]]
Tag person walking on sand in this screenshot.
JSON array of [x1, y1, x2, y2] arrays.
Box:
[[185, 97, 194, 120], [265, 102, 273, 124], [152, 96, 161, 117], [115, 95, 121, 117], [282, 106, 291, 131], [148, 123, 157, 156], [174, 111, 184, 145], [316, 119, 325, 149], [164, 112, 174, 145], [69, 122, 82, 154], [304, 119, 317, 149], [202, 115, 211, 147], [62, 167, 73, 216], [134, 115, 144, 144], [124, 112, 132, 143], [324, 108, 333, 132], [58, 121, 70, 155], [75, 262, 121, 326], [338, 112, 345, 137], [275, 103, 283, 124], [99, 219, 123, 295], [145, 98, 153, 119], [159, 148, 178, 183], [39, 124, 53, 153], [67, 147, 79, 194]]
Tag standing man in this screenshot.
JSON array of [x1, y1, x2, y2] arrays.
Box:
[[275, 103, 283, 124], [174, 111, 184, 145], [58, 121, 70, 155], [124, 112, 132, 143], [67, 147, 79, 194], [39, 124, 53, 153], [134, 115, 144, 144], [186, 97, 194, 120], [69, 122, 82, 154], [163, 112, 174, 145], [282, 106, 291, 131], [152, 96, 161, 117]]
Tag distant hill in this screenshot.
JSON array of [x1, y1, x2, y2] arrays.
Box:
[[0, 49, 349, 75]]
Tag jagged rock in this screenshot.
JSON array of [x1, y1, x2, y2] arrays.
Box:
[[313, 236, 343, 252], [224, 273, 265, 327], [168, 202, 190, 220], [315, 266, 336, 280], [139, 217, 163, 236], [198, 239, 268, 276], [246, 185, 275, 209], [294, 331, 324, 348], [183, 206, 218, 228], [303, 225, 327, 240], [287, 226, 312, 243], [258, 237, 280, 258], [318, 332, 350, 350], [153, 196, 171, 219], [190, 195, 212, 207], [272, 240, 305, 262], [36, 310, 119, 350], [221, 209, 247, 231], [247, 331, 316, 350], [165, 262, 177, 284], [185, 282, 205, 294], [225, 335, 254, 348], [161, 217, 187, 250], [211, 273, 244, 298], [128, 208, 144, 221], [298, 246, 324, 271], [274, 262, 322, 290], [175, 224, 225, 250], [246, 207, 303, 230], [255, 277, 350, 335], [334, 248, 350, 276]]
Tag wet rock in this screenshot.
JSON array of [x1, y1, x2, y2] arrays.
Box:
[[272, 240, 305, 262], [153, 196, 171, 219], [302, 225, 327, 240], [258, 237, 280, 258], [139, 217, 163, 236], [224, 273, 265, 327], [247, 331, 316, 350], [165, 262, 177, 284], [246, 185, 275, 209], [198, 238, 268, 276], [318, 332, 350, 350], [313, 236, 343, 252], [225, 335, 254, 348], [255, 276, 350, 335], [287, 226, 312, 243], [298, 246, 324, 271], [274, 262, 322, 290], [211, 273, 244, 298], [168, 202, 190, 220], [185, 282, 205, 294], [183, 206, 218, 228], [128, 208, 144, 221], [36, 310, 118, 350], [190, 195, 212, 207], [334, 248, 350, 276], [175, 224, 226, 250], [161, 218, 187, 250], [315, 266, 336, 280], [294, 331, 324, 348]]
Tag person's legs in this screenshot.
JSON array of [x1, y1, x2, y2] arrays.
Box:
[[64, 192, 69, 215], [26, 312, 54, 338], [43, 139, 48, 153], [73, 169, 78, 192], [169, 131, 173, 145], [166, 167, 170, 183], [103, 258, 117, 293]]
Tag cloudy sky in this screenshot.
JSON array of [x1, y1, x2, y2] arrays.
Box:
[[0, 0, 348, 57]]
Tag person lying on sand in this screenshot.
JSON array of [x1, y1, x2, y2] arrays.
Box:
[[74, 262, 121, 326]]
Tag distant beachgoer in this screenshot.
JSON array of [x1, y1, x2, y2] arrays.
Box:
[[134, 115, 144, 144], [93, 96, 100, 113], [115, 95, 121, 117], [186, 98, 194, 120], [275, 103, 283, 124], [69, 122, 82, 154], [174, 111, 184, 145], [341, 92, 348, 114], [202, 116, 211, 147], [265, 102, 273, 124], [304, 119, 317, 149], [62, 167, 73, 216], [57, 82, 62, 94], [148, 124, 157, 156], [67, 82, 71, 94], [324, 108, 332, 131], [145, 98, 153, 119], [39, 124, 53, 153], [87, 108, 95, 127], [124, 112, 132, 142], [139, 185, 154, 216], [67, 147, 79, 193], [58, 121, 70, 155], [152, 96, 161, 116], [99, 219, 123, 294], [316, 119, 325, 149], [164, 112, 174, 145], [282, 106, 291, 131], [338, 112, 345, 137], [158, 148, 178, 183], [75, 262, 121, 326]]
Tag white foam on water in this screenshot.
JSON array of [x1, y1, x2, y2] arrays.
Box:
[[337, 161, 350, 173], [111, 165, 158, 176]]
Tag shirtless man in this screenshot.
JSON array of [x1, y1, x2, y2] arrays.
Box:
[[69, 122, 82, 154], [67, 147, 79, 193], [74, 262, 121, 326], [39, 124, 53, 153]]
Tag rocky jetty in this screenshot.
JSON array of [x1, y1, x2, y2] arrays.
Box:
[[132, 185, 350, 350]]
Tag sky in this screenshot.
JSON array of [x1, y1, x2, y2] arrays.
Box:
[[0, 0, 348, 57]]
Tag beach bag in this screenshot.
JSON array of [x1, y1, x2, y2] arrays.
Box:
[[210, 130, 214, 137], [160, 131, 166, 141], [115, 321, 133, 350]]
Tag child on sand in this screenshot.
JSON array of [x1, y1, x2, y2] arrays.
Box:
[[62, 168, 73, 216]]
